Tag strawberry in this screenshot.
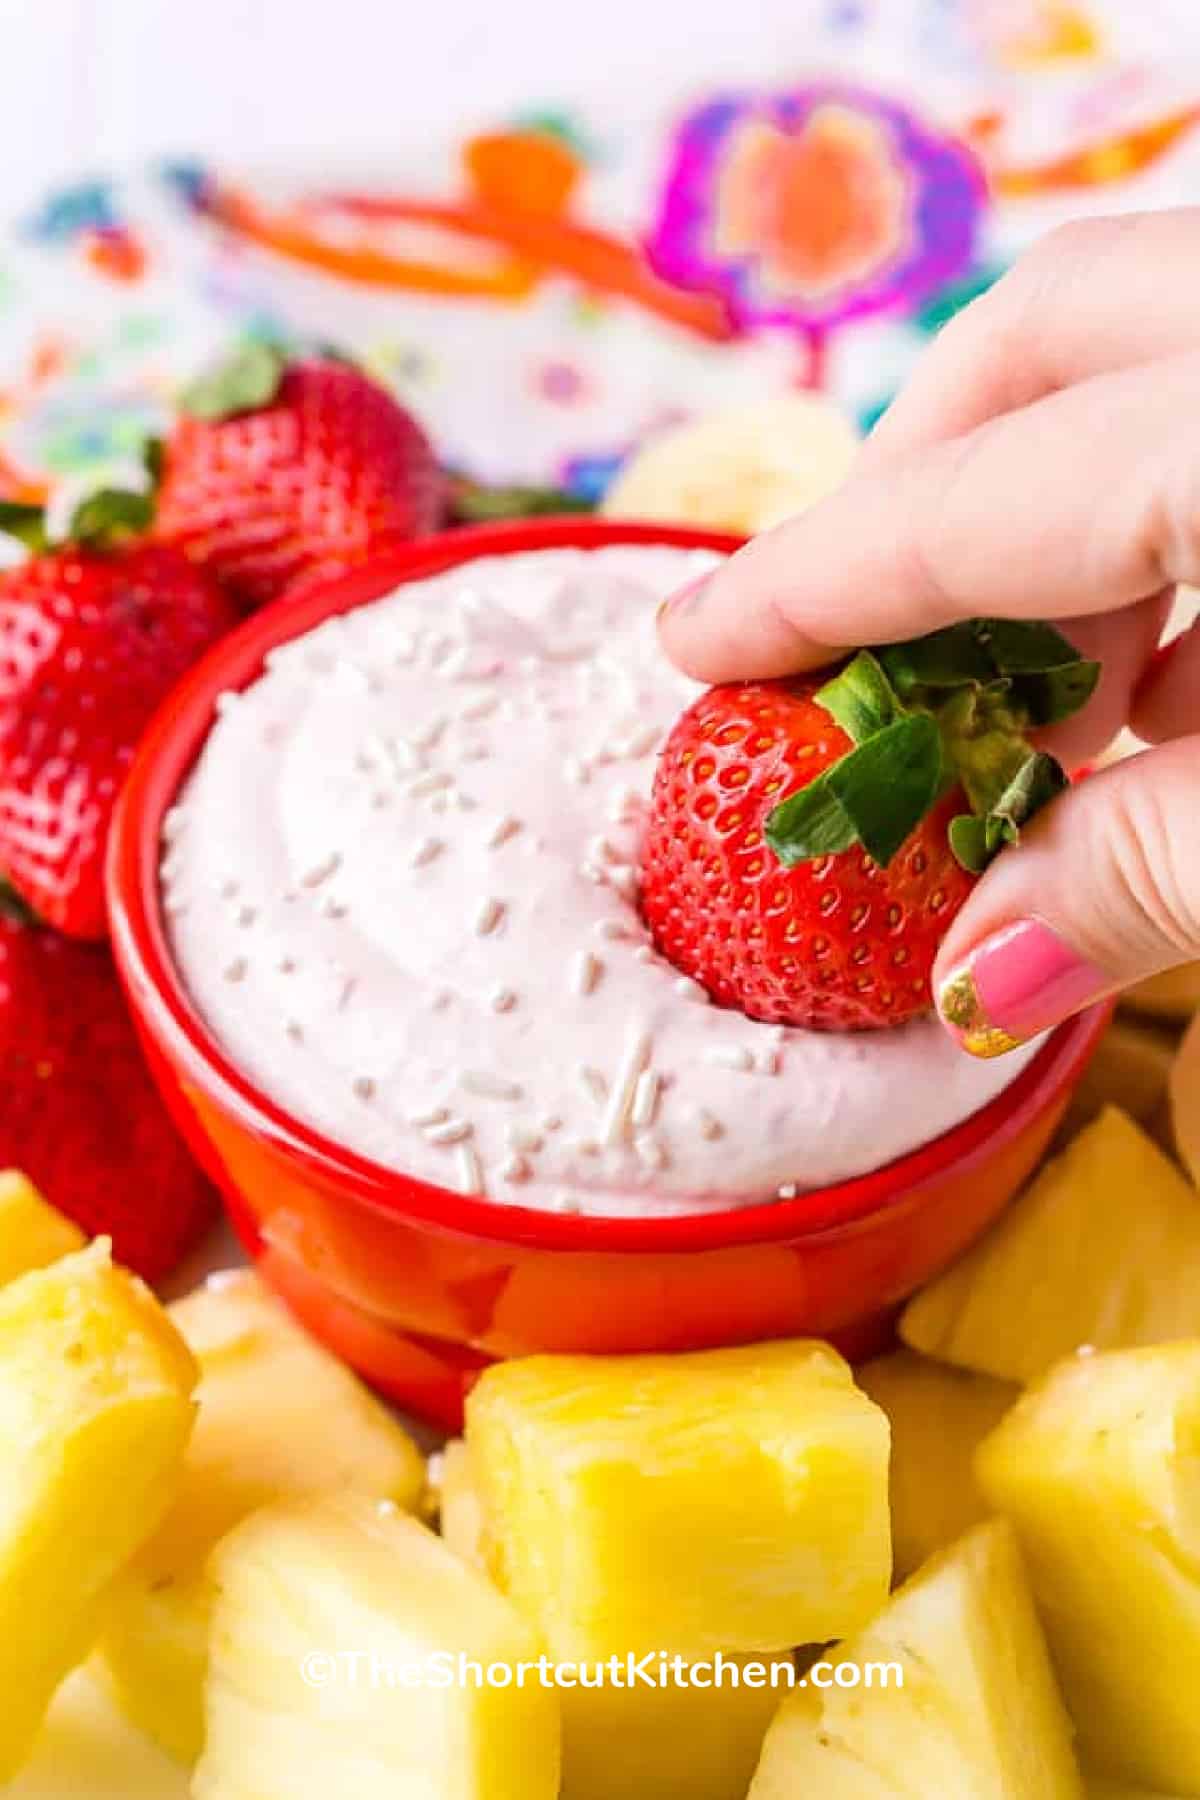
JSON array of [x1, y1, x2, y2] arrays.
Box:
[[641, 621, 1101, 1031], [0, 516, 236, 940], [0, 894, 216, 1280], [155, 345, 445, 610]]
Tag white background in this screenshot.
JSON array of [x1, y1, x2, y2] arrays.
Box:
[[0, 0, 854, 222]]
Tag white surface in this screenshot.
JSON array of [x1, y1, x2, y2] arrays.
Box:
[[165, 542, 1036, 1211]]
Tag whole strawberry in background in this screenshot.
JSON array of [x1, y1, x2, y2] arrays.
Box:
[[155, 344, 445, 610], [641, 621, 1101, 1031], [0, 495, 237, 941], [0, 889, 216, 1280]]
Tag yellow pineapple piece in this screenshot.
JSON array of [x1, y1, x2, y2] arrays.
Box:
[[0, 1240, 196, 1779], [748, 1520, 1084, 1799], [901, 1109, 1200, 1382], [0, 1171, 85, 1285], [99, 1269, 424, 1764], [1123, 963, 1200, 1023], [439, 1439, 486, 1571], [465, 1339, 890, 1660], [12, 1669, 188, 1800], [1087, 1782, 1186, 1800], [858, 1349, 1018, 1580], [976, 1341, 1200, 1792], [1169, 1011, 1200, 1187], [194, 1492, 559, 1800], [440, 1428, 790, 1800], [1061, 1019, 1177, 1146]]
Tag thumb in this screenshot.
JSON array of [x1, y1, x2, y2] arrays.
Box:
[[932, 741, 1200, 1056]]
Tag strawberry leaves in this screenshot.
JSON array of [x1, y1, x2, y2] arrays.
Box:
[[766, 619, 1099, 875], [0, 502, 48, 553], [181, 340, 287, 421], [767, 714, 944, 869]]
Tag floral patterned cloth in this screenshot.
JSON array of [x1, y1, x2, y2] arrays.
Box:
[[1, 0, 1199, 507]]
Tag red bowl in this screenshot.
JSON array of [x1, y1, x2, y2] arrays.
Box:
[[107, 519, 1108, 1430]]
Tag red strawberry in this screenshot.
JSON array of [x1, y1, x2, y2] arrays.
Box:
[[0, 899, 216, 1280], [155, 346, 445, 610], [641, 623, 1101, 1030], [0, 535, 236, 939]]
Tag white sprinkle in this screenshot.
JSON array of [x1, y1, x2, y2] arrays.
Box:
[[704, 1044, 754, 1072], [214, 689, 239, 715], [489, 985, 518, 1013], [278, 956, 298, 974], [607, 864, 639, 899], [572, 950, 603, 997], [460, 694, 499, 722], [220, 878, 240, 899], [542, 1114, 563, 1132], [286, 1020, 304, 1042], [501, 1154, 532, 1183], [354, 748, 378, 774], [425, 1117, 474, 1147], [162, 806, 188, 841], [630, 1069, 662, 1131], [408, 770, 453, 799], [410, 715, 447, 751], [575, 1064, 608, 1105], [455, 1142, 484, 1194], [352, 1076, 376, 1101], [322, 897, 349, 920], [337, 975, 357, 1011], [371, 791, 391, 810], [757, 1048, 782, 1076], [461, 1071, 523, 1102], [635, 1134, 669, 1172], [164, 895, 189, 918], [571, 1138, 601, 1158], [236, 904, 258, 928], [602, 1025, 652, 1147], [431, 988, 453, 1012], [777, 1182, 798, 1199], [633, 945, 657, 965], [301, 852, 342, 889], [695, 1108, 724, 1141], [451, 790, 477, 811], [410, 836, 444, 869], [619, 724, 660, 758], [487, 814, 522, 850], [378, 733, 421, 775], [607, 785, 645, 826], [461, 744, 490, 762], [223, 957, 248, 983], [475, 897, 506, 937], [392, 630, 418, 665], [595, 918, 636, 942], [565, 756, 590, 786], [506, 1123, 544, 1153], [674, 975, 709, 1003], [551, 1190, 582, 1215], [408, 1105, 450, 1129], [586, 835, 617, 866]]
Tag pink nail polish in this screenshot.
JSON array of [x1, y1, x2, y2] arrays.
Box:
[[937, 919, 1111, 1058]]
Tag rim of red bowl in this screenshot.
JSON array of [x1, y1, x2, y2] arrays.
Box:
[[107, 517, 1107, 1257]]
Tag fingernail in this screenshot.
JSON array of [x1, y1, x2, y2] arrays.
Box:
[[657, 574, 710, 625], [937, 918, 1111, 1058]]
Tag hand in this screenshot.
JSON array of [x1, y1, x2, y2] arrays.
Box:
[[658, 210, 1200, 1055]]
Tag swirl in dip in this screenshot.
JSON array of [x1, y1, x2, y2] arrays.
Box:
[[161, 544, 1038, 1217]]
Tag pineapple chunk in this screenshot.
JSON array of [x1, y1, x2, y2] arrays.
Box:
[[748, 1520, 1084, 1799], [1123, 963, 1200, 1023], [976, 1342, 1200, 1792], [0, 1241, 197, 1778], [1169, 1011, 1200, 1187], [440, 1439, 486, 1571], [858, 1349, 1017, 1579], [194, 1492, 559, 1800], [0, 1171, 85, 1285], [1061, 1020, 1176, 1146], [1087, 1783, 1186, 1800], [902, 1109, 1200, 1382], [439, 1429, 789, 1800], [465, 1339, 890, 1660], [12, 1669, 188, 1800], [99, 1269, 424, 1764]]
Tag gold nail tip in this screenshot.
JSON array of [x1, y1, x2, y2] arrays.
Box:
[[936, 968, 1023, 1060]]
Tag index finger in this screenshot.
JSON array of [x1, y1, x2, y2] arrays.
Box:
[[658, 350, 1195, 681]]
